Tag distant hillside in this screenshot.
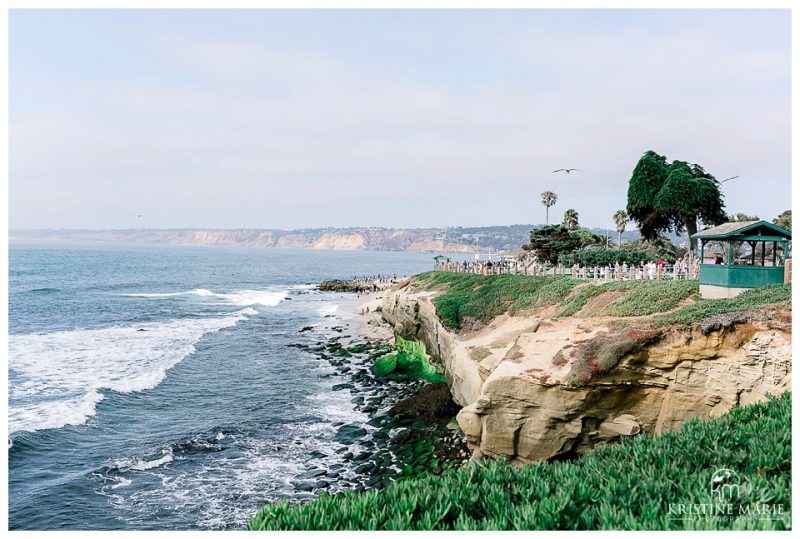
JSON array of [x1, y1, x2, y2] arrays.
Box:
[[10, 225, 659, 253]]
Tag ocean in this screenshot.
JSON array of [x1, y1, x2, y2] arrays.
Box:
[[7, 242, 434, 530]]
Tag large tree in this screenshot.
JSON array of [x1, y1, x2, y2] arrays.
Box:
[[626, 151, 726, 252], [522, 224, 600, 265], [773, 210, 791, 230], [541, 191, 558, 225], [626, 150, 674, 240]]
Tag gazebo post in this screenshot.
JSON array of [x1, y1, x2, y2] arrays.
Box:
[[773, 241, 777, 266], [750, 241, 756, 266], [699, 240, 704, 265], [727, 240, 733, 265], [760, 241, 766, 267]]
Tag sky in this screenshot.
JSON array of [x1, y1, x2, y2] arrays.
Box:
[[8, 8, 791, 230]]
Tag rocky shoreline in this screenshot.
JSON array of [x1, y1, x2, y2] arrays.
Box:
[[285, 286, 468, 497]]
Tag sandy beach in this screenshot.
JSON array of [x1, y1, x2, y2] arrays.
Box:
[[343, 283, 397, 343]]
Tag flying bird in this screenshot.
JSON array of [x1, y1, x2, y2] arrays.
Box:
[[135, 214, 143, 218], [552, 168, 581, 174], [720, 175, 739, 183]]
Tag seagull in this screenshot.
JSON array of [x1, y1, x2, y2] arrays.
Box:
[[135, 214, 143, 218], [552, 168, 581, 174], [720, 175, 739, 183]]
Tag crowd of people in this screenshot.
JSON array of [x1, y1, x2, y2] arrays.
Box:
[[435, 255, 700, 281], [351, 274, 399, 295]]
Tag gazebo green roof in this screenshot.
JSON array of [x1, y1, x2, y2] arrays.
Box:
[[692, 220, 792, 241]]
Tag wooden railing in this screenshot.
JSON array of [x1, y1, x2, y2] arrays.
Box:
[[435, 261, 699, 281]]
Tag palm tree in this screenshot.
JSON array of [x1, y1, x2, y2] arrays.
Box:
[[541, 191, 558, 225], [563, 208, 579, 231], [613, 210, 629, 247]]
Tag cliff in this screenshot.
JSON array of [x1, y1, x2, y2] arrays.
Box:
[[382, 275, 791, 463], [10, 225, 537, 253]]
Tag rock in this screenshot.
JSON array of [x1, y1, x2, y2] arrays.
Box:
[[354, 462, 375, 474], [599, 414, 641, 437], [315, 480, 330, 489], [382, 283, 792, 464], [334, 425, 368, 444], [292, 481, 316, 492], [299, 326, 314, 333], [332, 383, 354, 391], [367, 416, 387, 427], [298, 468, 327, 480]]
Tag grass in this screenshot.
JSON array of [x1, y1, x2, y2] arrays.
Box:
[[248, 392, 791, 530], [655, 284, 791, 326]]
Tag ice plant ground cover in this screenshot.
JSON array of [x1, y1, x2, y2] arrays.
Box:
[[249, 392, 791, 530]]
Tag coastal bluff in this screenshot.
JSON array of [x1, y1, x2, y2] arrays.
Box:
[[381, 274, 791, 464]]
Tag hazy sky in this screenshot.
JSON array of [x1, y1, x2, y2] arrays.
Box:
[[9, 9, 791, 230]]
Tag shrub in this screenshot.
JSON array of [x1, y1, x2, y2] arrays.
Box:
[[655, 284, 791, 326], [564, 328, 662, 384], [598, 279, 698, 317], [559, 248, 653, 267], [413, 272, 584, 330]]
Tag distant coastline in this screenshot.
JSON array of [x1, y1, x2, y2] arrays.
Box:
[[9, 226, 650, 253]]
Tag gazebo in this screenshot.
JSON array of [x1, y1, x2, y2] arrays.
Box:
[[692, 220, 791, 299]]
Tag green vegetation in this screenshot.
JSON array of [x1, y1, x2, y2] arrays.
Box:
[[563, 208, 579, 231], [559, 247, 654, 267], [773, 209, 791, 230], [541, 190, 558, 225], [415, 272, 584, 330], [565, 328, 662, 385], [613, 209, 629, 247], [371, 336, 445, 383], [415, 273, 788, 330], [655, 283, 791, 326], [555, 283, 606, 317], [626, 150, 727, 250], [598, 279, 698, 317], [248, 393, 791, 530], [522, 224, 601, 264], [416, 272, 701, 326]]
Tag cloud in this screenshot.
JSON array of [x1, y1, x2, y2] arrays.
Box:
[[9, 10, 790, 229]]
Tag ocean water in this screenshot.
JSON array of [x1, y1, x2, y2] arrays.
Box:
[[7, 242, 434, 530]]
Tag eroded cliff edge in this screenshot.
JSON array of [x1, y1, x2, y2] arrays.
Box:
[[382, 277, 791, 464]]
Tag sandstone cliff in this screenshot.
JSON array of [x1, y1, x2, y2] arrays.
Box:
[[382, 280, 791, 464], [10, 226, 527, 253]]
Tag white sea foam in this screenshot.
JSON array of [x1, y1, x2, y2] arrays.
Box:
[[110, 448, 175, 473], [110, 477, 133, 489], [317, 303, 339, 317], [123, 288, 287, 309], [8, 310, 251, 433], [214, 290, 286, 307]]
